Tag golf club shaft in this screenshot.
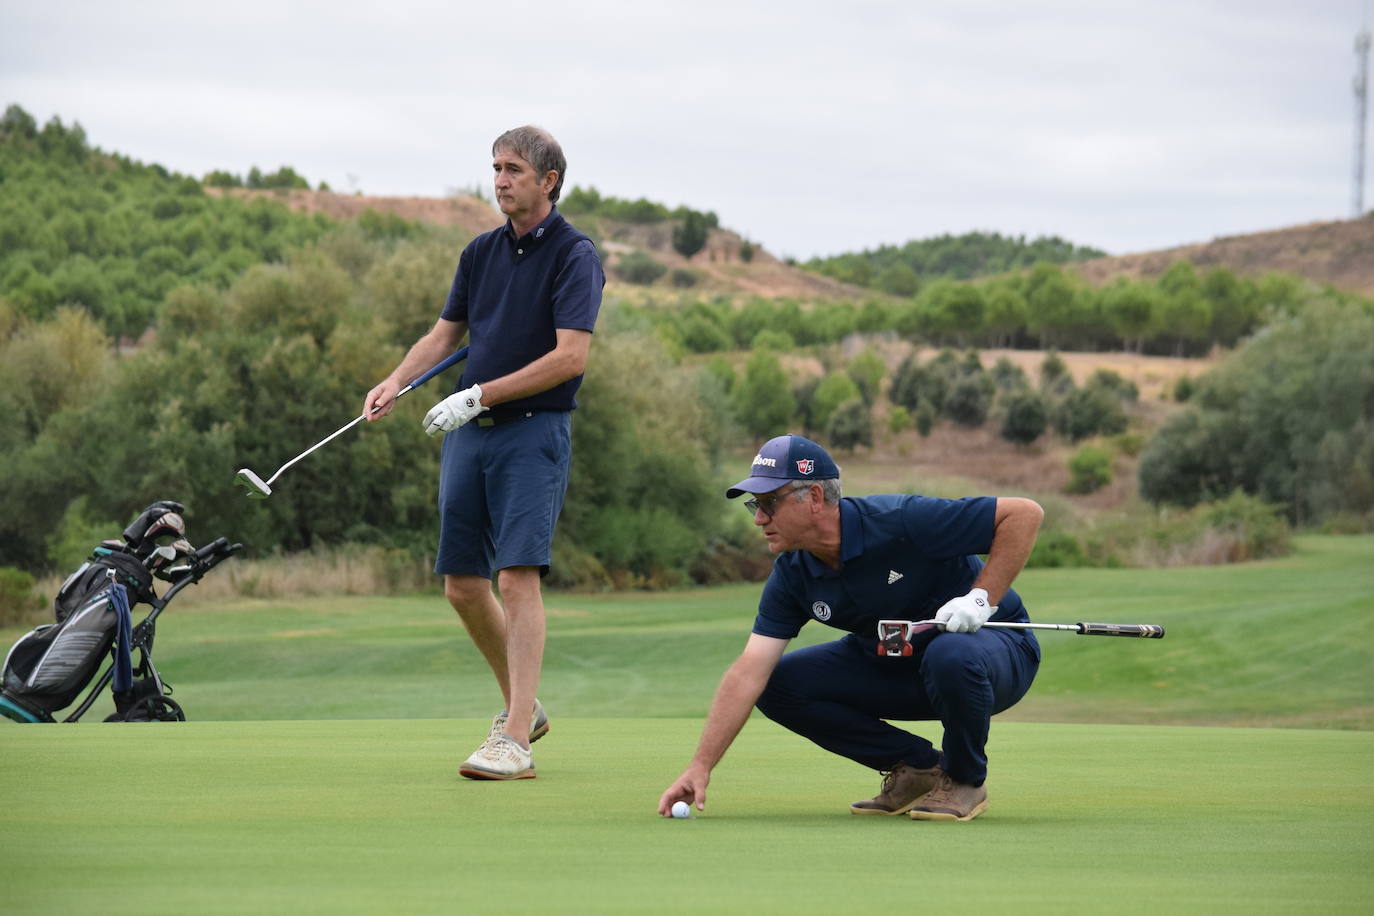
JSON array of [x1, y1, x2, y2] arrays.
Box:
[[255, 346, 470, 488], [981, 621, 1166, 638]]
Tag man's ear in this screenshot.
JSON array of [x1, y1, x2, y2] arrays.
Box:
[[541, 169, 559, 197]]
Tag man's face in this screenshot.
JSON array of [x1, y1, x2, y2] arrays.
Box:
[[748, 482, 811, 553], [492, 148, 552, 221]]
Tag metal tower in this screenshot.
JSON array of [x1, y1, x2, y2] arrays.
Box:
[[1357, 26, 1371, 217]]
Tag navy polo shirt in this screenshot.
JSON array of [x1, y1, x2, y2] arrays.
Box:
[[753, 494, 1028, 640], [440, 207, 604, 411]]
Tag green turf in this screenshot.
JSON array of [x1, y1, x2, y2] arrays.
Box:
[[3, 536, 1373, 912], [1, 720, 1370, 914], [4, 535, 1366, 726]]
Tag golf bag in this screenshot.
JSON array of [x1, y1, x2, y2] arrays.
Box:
[[0, 501, 241, 724]]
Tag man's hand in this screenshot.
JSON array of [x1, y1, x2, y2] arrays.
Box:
[[658, 763, 710, 817], [362, 379, 402, 422], [935, 587, 995, 633], [422, 384, 486, 436]]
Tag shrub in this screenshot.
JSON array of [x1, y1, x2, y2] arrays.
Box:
[[943, 375, 993, 427], [1000, 390, 1048, 445], [0, 566, 44, 626], [1054, 387, 1128, 442], [738, 241, 756, 263], [670, 268, 698, 288], [1026, 532, 1086, 568], [751, 328, 795, 351], [827, 398, 873, 450], [1066, 445, 1113, 494], [914, 401, 936, 437], [888, 405, 911, 434], [615, 250, 666, 285]]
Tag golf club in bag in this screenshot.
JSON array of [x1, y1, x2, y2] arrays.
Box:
[[0, 501, 242, 723], [235, 346, 470, 499]]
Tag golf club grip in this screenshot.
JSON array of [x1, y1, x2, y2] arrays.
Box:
[[407, 346, 470, 390], [1077, 622, 1166, 639]]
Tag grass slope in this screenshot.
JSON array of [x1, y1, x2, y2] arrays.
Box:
[[3, 536, 1366, 727], [1, 720, 1370, 915]]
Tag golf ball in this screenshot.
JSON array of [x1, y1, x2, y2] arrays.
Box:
[[671, 801, 691, 819]]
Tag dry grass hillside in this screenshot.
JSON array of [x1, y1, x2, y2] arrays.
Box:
[[1071, 217, 1374, 297], [225, 186, 1374, 301]]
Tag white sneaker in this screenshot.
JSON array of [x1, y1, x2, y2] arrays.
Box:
[[486, 699, 549, 745], [459, 734, 536, 780]]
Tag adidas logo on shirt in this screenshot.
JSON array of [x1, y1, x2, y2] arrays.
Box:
[[887, 570, 904, 585]]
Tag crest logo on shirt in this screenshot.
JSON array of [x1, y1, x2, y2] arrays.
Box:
[[887, 570, 904, 585], [796, 459, 815, 475], [811, 601, 832, 621]]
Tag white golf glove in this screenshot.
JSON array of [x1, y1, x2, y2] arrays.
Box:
[[423, 384, 486, 436], [935, 588, 995, 633]]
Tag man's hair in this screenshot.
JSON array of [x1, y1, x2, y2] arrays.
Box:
[[793, 477, 842, 506], [492, 125, 566, 203]]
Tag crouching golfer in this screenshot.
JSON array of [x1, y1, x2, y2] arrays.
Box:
[[658, 435, 1042, 821]]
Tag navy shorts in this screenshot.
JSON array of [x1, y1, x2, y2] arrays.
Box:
[[434, 410, 572, 579]]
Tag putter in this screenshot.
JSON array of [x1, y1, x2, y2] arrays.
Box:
[[889, 618, 1165, 639], [235, 347, 469, 499]]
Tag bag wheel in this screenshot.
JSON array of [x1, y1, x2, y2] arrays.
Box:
[[107, 694, 185, 722]]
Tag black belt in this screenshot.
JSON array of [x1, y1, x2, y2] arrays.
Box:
[[476, 410, 537, 428]]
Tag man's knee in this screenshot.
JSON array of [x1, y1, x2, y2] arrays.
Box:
[[921, 634, 985, 681], [496, 566, 542, 602], [445, 574, 492, 612]]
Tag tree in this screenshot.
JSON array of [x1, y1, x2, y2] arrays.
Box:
[[812, 372, 862, 430], [1139, 297, 1374, 527], [827, 398, 873, 450], [671, 210, 709, 259], [1102, 279, 1157, 352], [732, 350, 795, 437], [1000, 390, 1048, 445], [1066, 445, 1112, 494]]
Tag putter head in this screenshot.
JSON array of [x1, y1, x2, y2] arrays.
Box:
[[234, 468, 272, 499]]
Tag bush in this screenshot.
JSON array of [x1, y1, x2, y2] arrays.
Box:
[[0, 566, 44, 626], [826, 398, 873, 451], [888, 405, 911, 434], [1026, 532, 1086, 568], [914, 401, 936, 437], [1054, 387, 1128, 442], [1066, 445, 1113, 494], [943, 375, 993, 427], [615, 250, 666, 285], [738, 241, 756, 263], [670, 268, 699, 288], [750, 328, 795, 351], [1000, 390, 1048, 445]]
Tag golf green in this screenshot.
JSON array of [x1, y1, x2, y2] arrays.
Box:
[[1, 719, 1370, 914]]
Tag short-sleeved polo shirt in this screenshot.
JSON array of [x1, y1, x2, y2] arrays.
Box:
[[752, 494, 1028, 640], [440, 207, 604, 411]]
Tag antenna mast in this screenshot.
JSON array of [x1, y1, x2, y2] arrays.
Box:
[[1357, 26, 1371, 218]]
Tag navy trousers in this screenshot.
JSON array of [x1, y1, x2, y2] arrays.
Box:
[[754, 627, 1040, 786]]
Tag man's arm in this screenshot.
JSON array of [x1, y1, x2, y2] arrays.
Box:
[[935, 496, 1043, 633], [657, 633, 789, 816], [362, 318, 468, 421], [476, 327, 592, 407], [972, 496, 1044, 605]]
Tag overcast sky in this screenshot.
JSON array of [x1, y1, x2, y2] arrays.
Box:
[[2, 1, 1370, 259]]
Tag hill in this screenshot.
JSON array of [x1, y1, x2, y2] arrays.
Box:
[[1072, 217, 1374, 298], [239, 184, 1374, 300]]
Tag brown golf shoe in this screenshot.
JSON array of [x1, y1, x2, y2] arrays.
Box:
[[908, 772, 988, 821], [850, 764, 944, 816]]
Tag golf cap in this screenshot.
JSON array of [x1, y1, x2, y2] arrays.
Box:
[[725, 434, 839, 498]]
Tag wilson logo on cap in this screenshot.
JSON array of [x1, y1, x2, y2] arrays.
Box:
[[796, 459, 814, 475]]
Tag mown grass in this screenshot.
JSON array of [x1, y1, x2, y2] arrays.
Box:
[[2, 536, 1371, 914], [1, 720, 1370, 915], [6, 535, 1366, 727]]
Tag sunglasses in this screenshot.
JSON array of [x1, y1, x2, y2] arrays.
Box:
[[744, 483, 808, 520]]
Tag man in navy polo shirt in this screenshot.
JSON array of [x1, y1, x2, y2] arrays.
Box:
[[363, 126, 603, 780], [658, 434, 1043, 821]]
